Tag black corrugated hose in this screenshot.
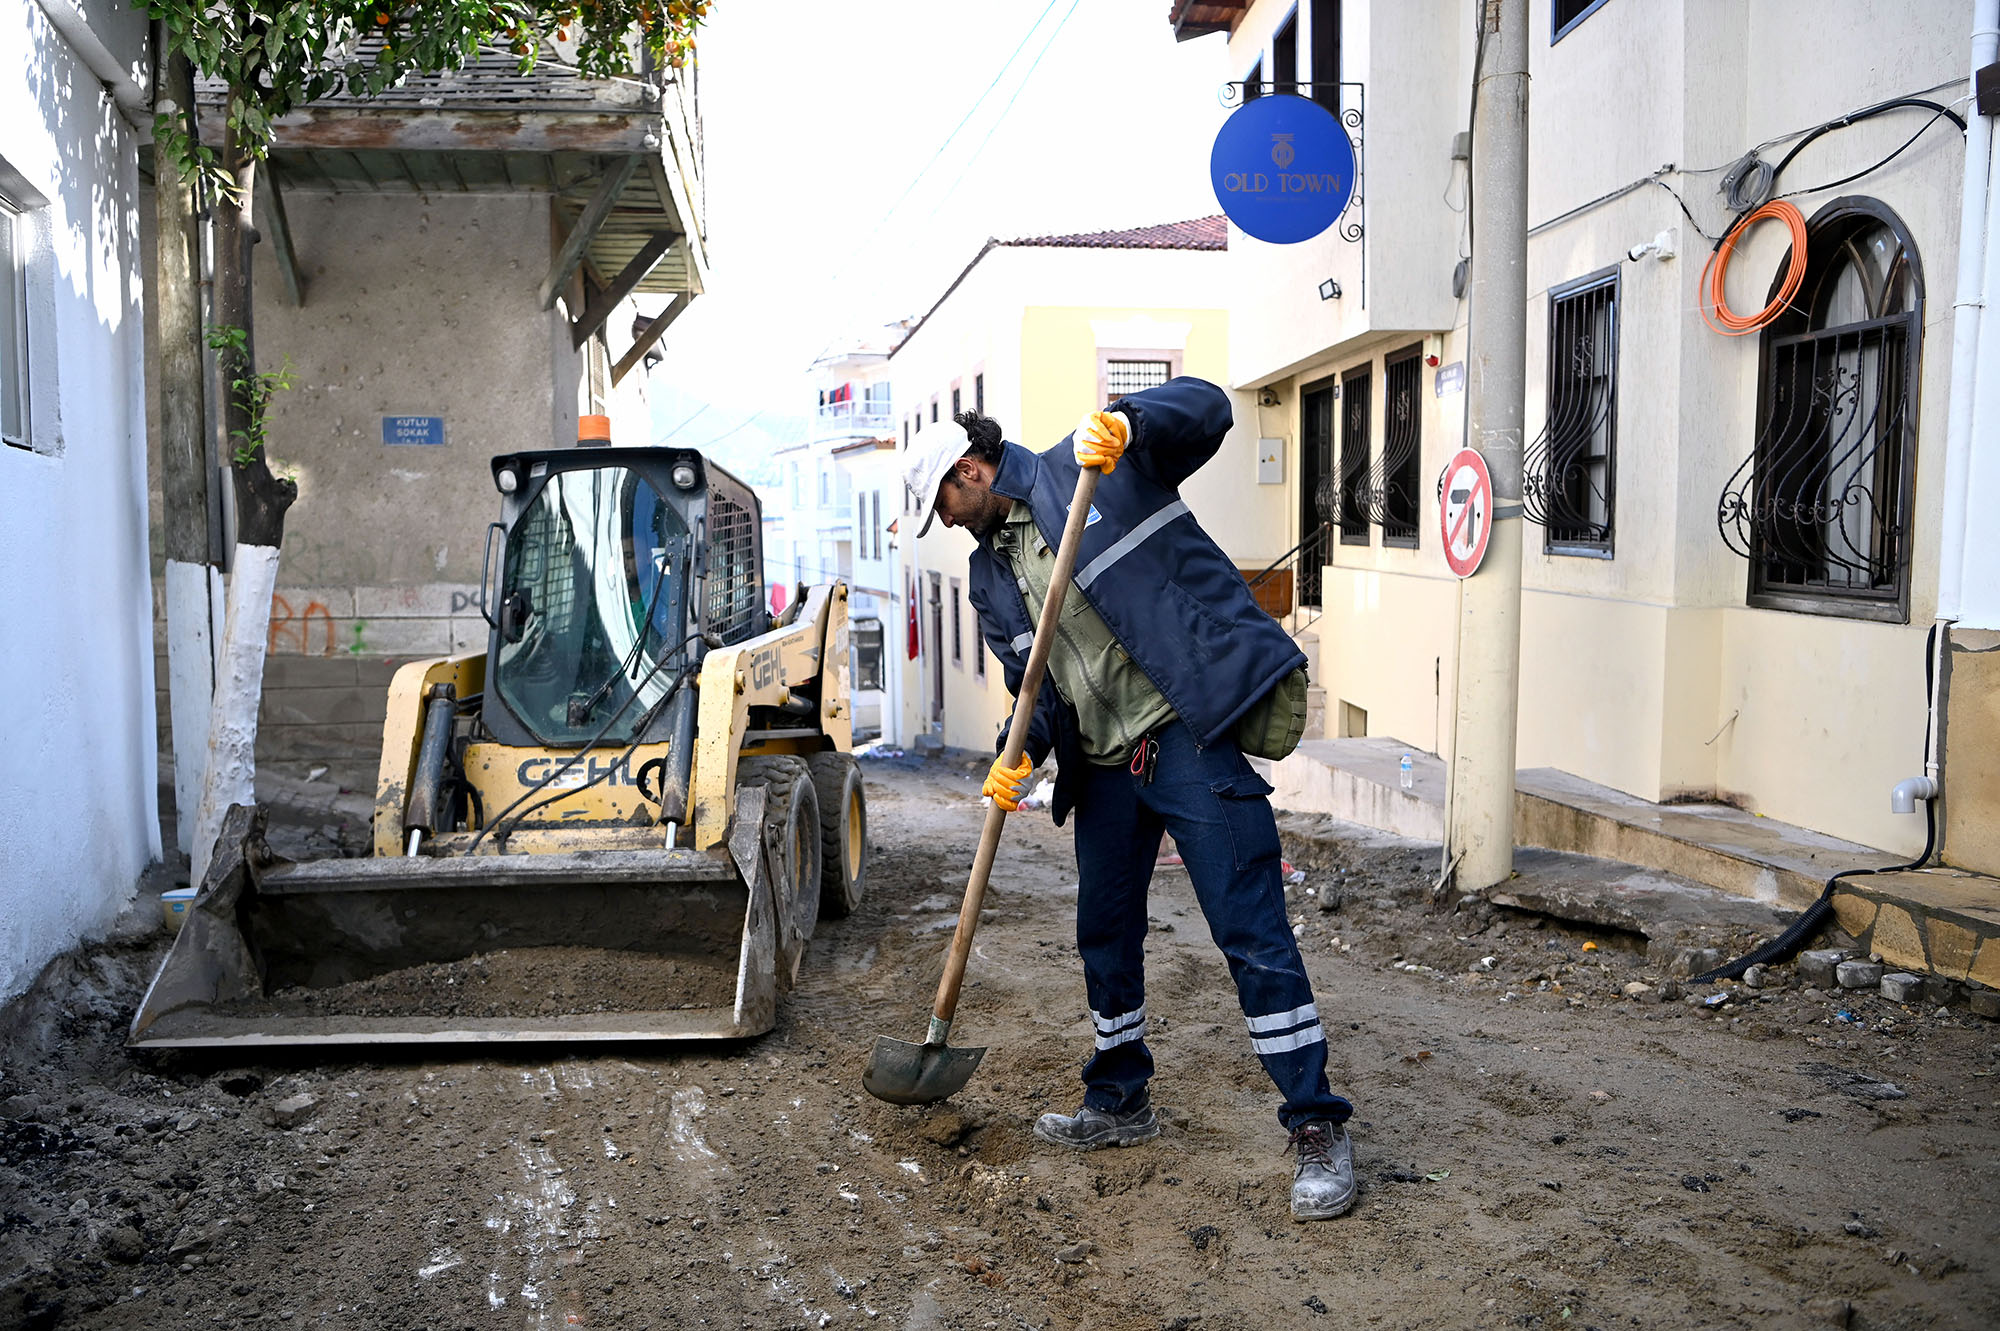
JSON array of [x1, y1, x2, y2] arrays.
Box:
[[1693, 624, 1939, 985]]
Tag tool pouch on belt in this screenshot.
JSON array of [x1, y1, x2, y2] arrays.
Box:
[[1235, 666, 1310, 761]]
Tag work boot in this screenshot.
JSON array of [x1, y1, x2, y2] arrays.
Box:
[[1288, 1121, 1355, 1220], [1033, 1100, 1160, 1151]]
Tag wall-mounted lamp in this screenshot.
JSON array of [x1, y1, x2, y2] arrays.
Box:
[[1318, 279, 1342, 301]]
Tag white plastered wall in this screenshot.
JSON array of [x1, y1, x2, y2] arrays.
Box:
[[0, 0, 159, 1001]]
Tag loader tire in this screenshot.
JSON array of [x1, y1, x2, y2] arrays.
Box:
[[735, 756, 821, 989], [807, 752, 867, 918]]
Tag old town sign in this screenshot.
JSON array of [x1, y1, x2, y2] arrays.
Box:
[[1209, 93, 1356, 244]]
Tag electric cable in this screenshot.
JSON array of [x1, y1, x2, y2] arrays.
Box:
[[489, 662, 701, 841], [918, 0, 1085, 227], [1699, 200, 1809, 336], [1775, 106, 1957, 202], [803, 0, 1067, 346], [1694, 625, 1939, 984], [1718, 152, 1775, 212]]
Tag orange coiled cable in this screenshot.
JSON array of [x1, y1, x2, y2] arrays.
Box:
[[1699, 200, 1809, 336]]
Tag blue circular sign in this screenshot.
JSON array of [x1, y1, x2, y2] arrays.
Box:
[[1209, 94, 1356, 244]]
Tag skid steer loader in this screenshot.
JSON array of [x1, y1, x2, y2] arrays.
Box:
[[131, 431, 867, 1048]]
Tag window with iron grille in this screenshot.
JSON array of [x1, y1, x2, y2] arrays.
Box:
[[1106, 359, 1171, 403], [952, 385, 961, 418], [1527, 269, 1618, 554], [1719, 199, 1922, 622], [975, 373, 984, 413], [1379, 345, 1423, 546], [1338, 365, 1371, 544], [931, 397, 938, 422], [705, 487, 764, 642]]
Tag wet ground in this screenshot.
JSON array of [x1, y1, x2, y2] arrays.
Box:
[[3, 751, 1997, 1329]]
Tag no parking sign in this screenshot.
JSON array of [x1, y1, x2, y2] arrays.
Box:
[[1440, 448, 1493, 578]]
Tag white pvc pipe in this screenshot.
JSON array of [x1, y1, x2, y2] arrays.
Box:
[[1936, 2, 2000, 630], [190, 544, 280, 886]]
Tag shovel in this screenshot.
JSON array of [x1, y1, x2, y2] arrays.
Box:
[[864, 463, 1103, 1105]]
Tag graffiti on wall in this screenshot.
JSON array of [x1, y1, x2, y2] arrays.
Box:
[[268, 594, 336, 655]]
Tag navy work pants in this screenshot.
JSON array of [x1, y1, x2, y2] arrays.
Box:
[[1068, 722, 1352, 1131]]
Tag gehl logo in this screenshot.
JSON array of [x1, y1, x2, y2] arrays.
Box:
[[516, 756, 640, 788], [749, 646, 782, 691]]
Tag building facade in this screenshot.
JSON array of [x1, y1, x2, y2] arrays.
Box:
[[147, 44, 707, 791], [1173, 0, 1998, 869], [2, 0, 158, 1000], [762, 324, 906, 739]]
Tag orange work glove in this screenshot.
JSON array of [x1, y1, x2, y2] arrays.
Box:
[[1073, 410, 1130, 473], [982, 752, 1034, 811]]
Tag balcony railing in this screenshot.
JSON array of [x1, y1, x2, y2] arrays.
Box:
[[814, 400, 894, 436]]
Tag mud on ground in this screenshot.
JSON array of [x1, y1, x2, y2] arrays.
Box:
[[3, 752, 1998, 1330]]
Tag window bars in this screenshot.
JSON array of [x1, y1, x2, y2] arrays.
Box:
[[1372, 346, 1423, 544], [704, 486, 763, 643], [1337, 365, 1372, 543], [1717, 207, 1920, 618], [1106, 359, 1172, 402], [1526, 271, 1618, 552]]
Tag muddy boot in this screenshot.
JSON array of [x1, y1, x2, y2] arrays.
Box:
[[1033, 1100, 1160, 1150], [1288, 1121, 1355, 1220]]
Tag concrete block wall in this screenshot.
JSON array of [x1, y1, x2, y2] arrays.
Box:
[[152, 578, 486, 775]]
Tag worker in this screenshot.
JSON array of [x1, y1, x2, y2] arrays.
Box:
[[902, 376, 1356, 1221]]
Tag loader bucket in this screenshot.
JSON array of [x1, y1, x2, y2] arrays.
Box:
[[129, 793, 782, 1049]]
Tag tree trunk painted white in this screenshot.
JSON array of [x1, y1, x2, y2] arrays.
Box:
[[164, 559, 224, 855], [190, 543, 279, 885]]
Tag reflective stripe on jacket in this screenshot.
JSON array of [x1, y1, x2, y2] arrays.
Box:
[[966, 376, 1307, 824]]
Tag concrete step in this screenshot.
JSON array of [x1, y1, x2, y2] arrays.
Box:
[[1831, 867, 2000, 991], [1261, 741, 2000, 987]]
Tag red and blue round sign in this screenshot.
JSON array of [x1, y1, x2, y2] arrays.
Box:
[[1209, 94, 1356, 245]]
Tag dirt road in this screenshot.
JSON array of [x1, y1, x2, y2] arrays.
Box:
[[3, 752, 1997, 1330]]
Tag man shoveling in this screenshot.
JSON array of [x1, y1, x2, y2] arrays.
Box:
[[904, 375, 1357, 1221]]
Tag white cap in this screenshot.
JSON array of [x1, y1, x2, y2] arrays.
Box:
[[902, 419, 970, 538]]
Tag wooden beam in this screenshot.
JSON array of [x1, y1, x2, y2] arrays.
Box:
[[572, 230, 677, 349], [647, 154, 706, 295], [539, 156, 638, 311], [257, 164, 305, 308], [612, 292, 692, 386], [197, 105, 662, 157]]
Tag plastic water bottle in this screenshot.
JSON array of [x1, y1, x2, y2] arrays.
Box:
[[1399, 753, 1414, 791]]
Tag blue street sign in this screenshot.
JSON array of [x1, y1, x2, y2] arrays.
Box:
[[1209, 93, 1356, 244], [382, 415, 446, 446]]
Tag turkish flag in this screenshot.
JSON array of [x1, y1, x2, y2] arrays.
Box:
[[906, 573, 920, 660]]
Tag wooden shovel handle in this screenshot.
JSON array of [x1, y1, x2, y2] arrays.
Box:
[[930, 465, 1102, 1028]]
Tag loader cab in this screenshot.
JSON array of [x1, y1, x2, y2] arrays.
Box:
[[482, 448, 765, 750]]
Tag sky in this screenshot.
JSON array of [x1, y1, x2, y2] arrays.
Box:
[[644, 0, 1234, 459]]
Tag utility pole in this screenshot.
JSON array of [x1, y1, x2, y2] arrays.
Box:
[[154, 36, 221, 857], [1446, 0, 1529, 894]]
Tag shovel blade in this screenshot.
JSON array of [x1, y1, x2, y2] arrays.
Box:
[[862, 1035, 987, 1105]]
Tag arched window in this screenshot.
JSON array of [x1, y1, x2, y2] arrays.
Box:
[[1718, 197, 1923, 621]]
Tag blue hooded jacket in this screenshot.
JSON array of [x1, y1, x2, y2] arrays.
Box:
[[965, 376, 1306, 825]]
